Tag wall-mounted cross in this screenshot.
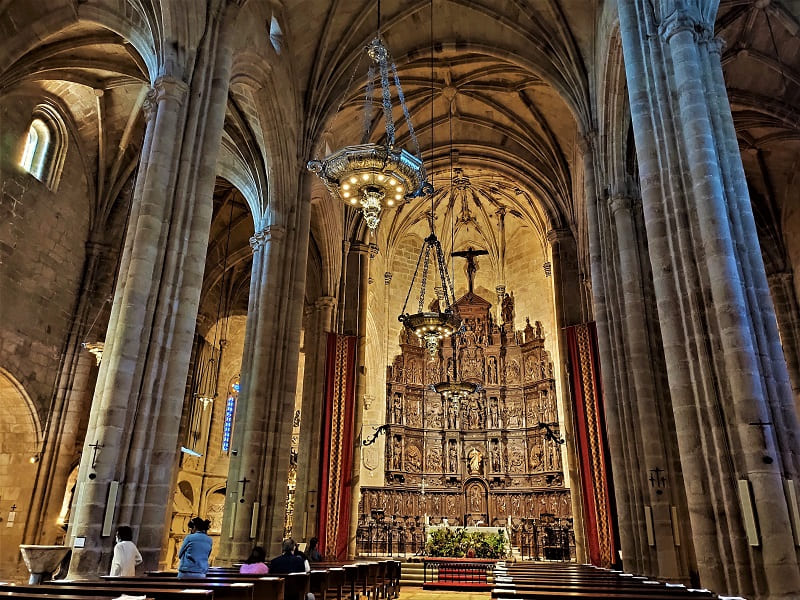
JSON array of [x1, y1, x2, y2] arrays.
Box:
[[649, 467, 666, 489], [238, 477, 250, 503], [88, 440, 104, 469]]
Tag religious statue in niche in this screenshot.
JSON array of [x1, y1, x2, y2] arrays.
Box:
[[448, 441, 459, 472], [432, 495, 441, 514], [426, 401, 443, 429], [524, 355, 536, 382], [530, 436, 544, 471], [487, 356, 498, 384], [392, 436, 403, 470], [427, 445, 442, 472], [535, 320, 544, 339], [489, 397, 500, 428], [490, 440, 502, 472], [407, 360, 421, 384], [407, 398, 422, 427], [508, 440, 525, 473], [461, 346, 483, 380], [469, 485, 483, 512], [392, 393, 403, 424], [497, 495, 507, 514], [501, 292, 514, 326], [506, 359, 520, 384], [504, 398, 522, 428], [467, 397, 481, 429], [446, 495, 456, 516], [425, 360, 439, 385], [446, 399, 459, 429], [406, 444, 422, 472], [467, 448, 484, 475]]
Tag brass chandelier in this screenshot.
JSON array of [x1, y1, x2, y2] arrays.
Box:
[[398, 230, 462, 358], [307, 22, 430, 231]]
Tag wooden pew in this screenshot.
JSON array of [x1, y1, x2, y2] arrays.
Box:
[[8, 583, 213, 600], [492, 592, 715, 600], [103, 575, 284, 600], [46, 579, 253, 600], [0, 595, 153, 600]]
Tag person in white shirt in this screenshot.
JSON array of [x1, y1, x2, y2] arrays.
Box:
[[110, 525, 143, 576]]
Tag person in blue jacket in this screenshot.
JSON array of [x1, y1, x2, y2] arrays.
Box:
[[177, 517, 213, 578]]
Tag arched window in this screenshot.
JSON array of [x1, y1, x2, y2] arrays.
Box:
[[222, 375, 240, 453], [19, 106, 67, 190], [20, 118, 50, 178]]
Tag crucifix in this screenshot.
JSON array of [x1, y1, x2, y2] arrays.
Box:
[[648, 467, 666, 489], [452, 247, 489, 295], [749, 420, 774, 463], [238, 477, 250, 503], [88, 440, 104, 469]]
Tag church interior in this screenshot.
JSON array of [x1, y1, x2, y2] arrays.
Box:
[[1, 0, 800, 599]]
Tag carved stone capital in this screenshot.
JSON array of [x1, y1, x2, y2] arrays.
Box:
[[609, 195, 634, 217], [142, 87, 158, 122], [659, 8, 709, 44], [315, 295, 337, 310], [369, 242, 380, 259], [384, 271, 393, 285], [153, 76, 190, 104], [249, 225, 286, 251], [577, 130, 596, 155]]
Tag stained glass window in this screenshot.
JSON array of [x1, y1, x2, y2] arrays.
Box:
[[222, 375, 239, 453]]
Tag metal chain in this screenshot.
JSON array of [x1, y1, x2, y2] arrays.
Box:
[[418, 243, 432, 313], [400, 236, 428, 316], [392, 61, 421, 158], [362, 62, 377, 144], [378, 49, 395, 146]]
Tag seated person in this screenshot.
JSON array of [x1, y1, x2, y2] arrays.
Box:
[[270, 538, 309, 574], [239, 546, 269, 574], [307, 537, 323, 562]]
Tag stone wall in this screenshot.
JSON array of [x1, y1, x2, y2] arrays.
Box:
[[0, 92, 92, 424]]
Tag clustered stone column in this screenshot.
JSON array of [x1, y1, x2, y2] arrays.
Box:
[[65, 2, 239, 576], [615, 2, 800, 596], [218, 180, 312, 560], [292, 295, 337, 541], [546, 227, 589, 565], [767, 271, 800, 406]]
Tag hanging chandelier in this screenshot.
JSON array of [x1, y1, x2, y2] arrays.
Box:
[[307, 34, 430, 231], [398, 231, 461, 358], [433, 334, 477, 401]]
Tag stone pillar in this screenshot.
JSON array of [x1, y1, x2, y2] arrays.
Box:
[[618, 3, 800, 595], [609, 195, 682, 578], [293, 295, 337, 542], [346, 242, 370, 558], [546, 227, 588, 565], [66, 3, 239, 576], [219, 182, 312, 559], [767, 271, 800, 406]]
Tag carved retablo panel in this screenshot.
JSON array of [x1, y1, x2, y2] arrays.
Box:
[[363, 291, 570, 529]]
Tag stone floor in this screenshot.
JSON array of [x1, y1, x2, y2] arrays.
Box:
[[399, 587, 491, 600]]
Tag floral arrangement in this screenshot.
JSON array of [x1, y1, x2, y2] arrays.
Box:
[[424, 527, 509, 559]]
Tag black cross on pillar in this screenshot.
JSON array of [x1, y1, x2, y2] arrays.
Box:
[[88, 440, 104, 468], [238, 477, 250, 503]]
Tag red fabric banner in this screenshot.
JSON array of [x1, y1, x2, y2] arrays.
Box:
[[566, 322, 617, 568], [317, 332, 357, 560]]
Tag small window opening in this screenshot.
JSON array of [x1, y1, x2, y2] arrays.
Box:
[[20, 118, 51, 180]]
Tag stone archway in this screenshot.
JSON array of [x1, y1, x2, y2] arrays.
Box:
[[0, 368, 41, 579]]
